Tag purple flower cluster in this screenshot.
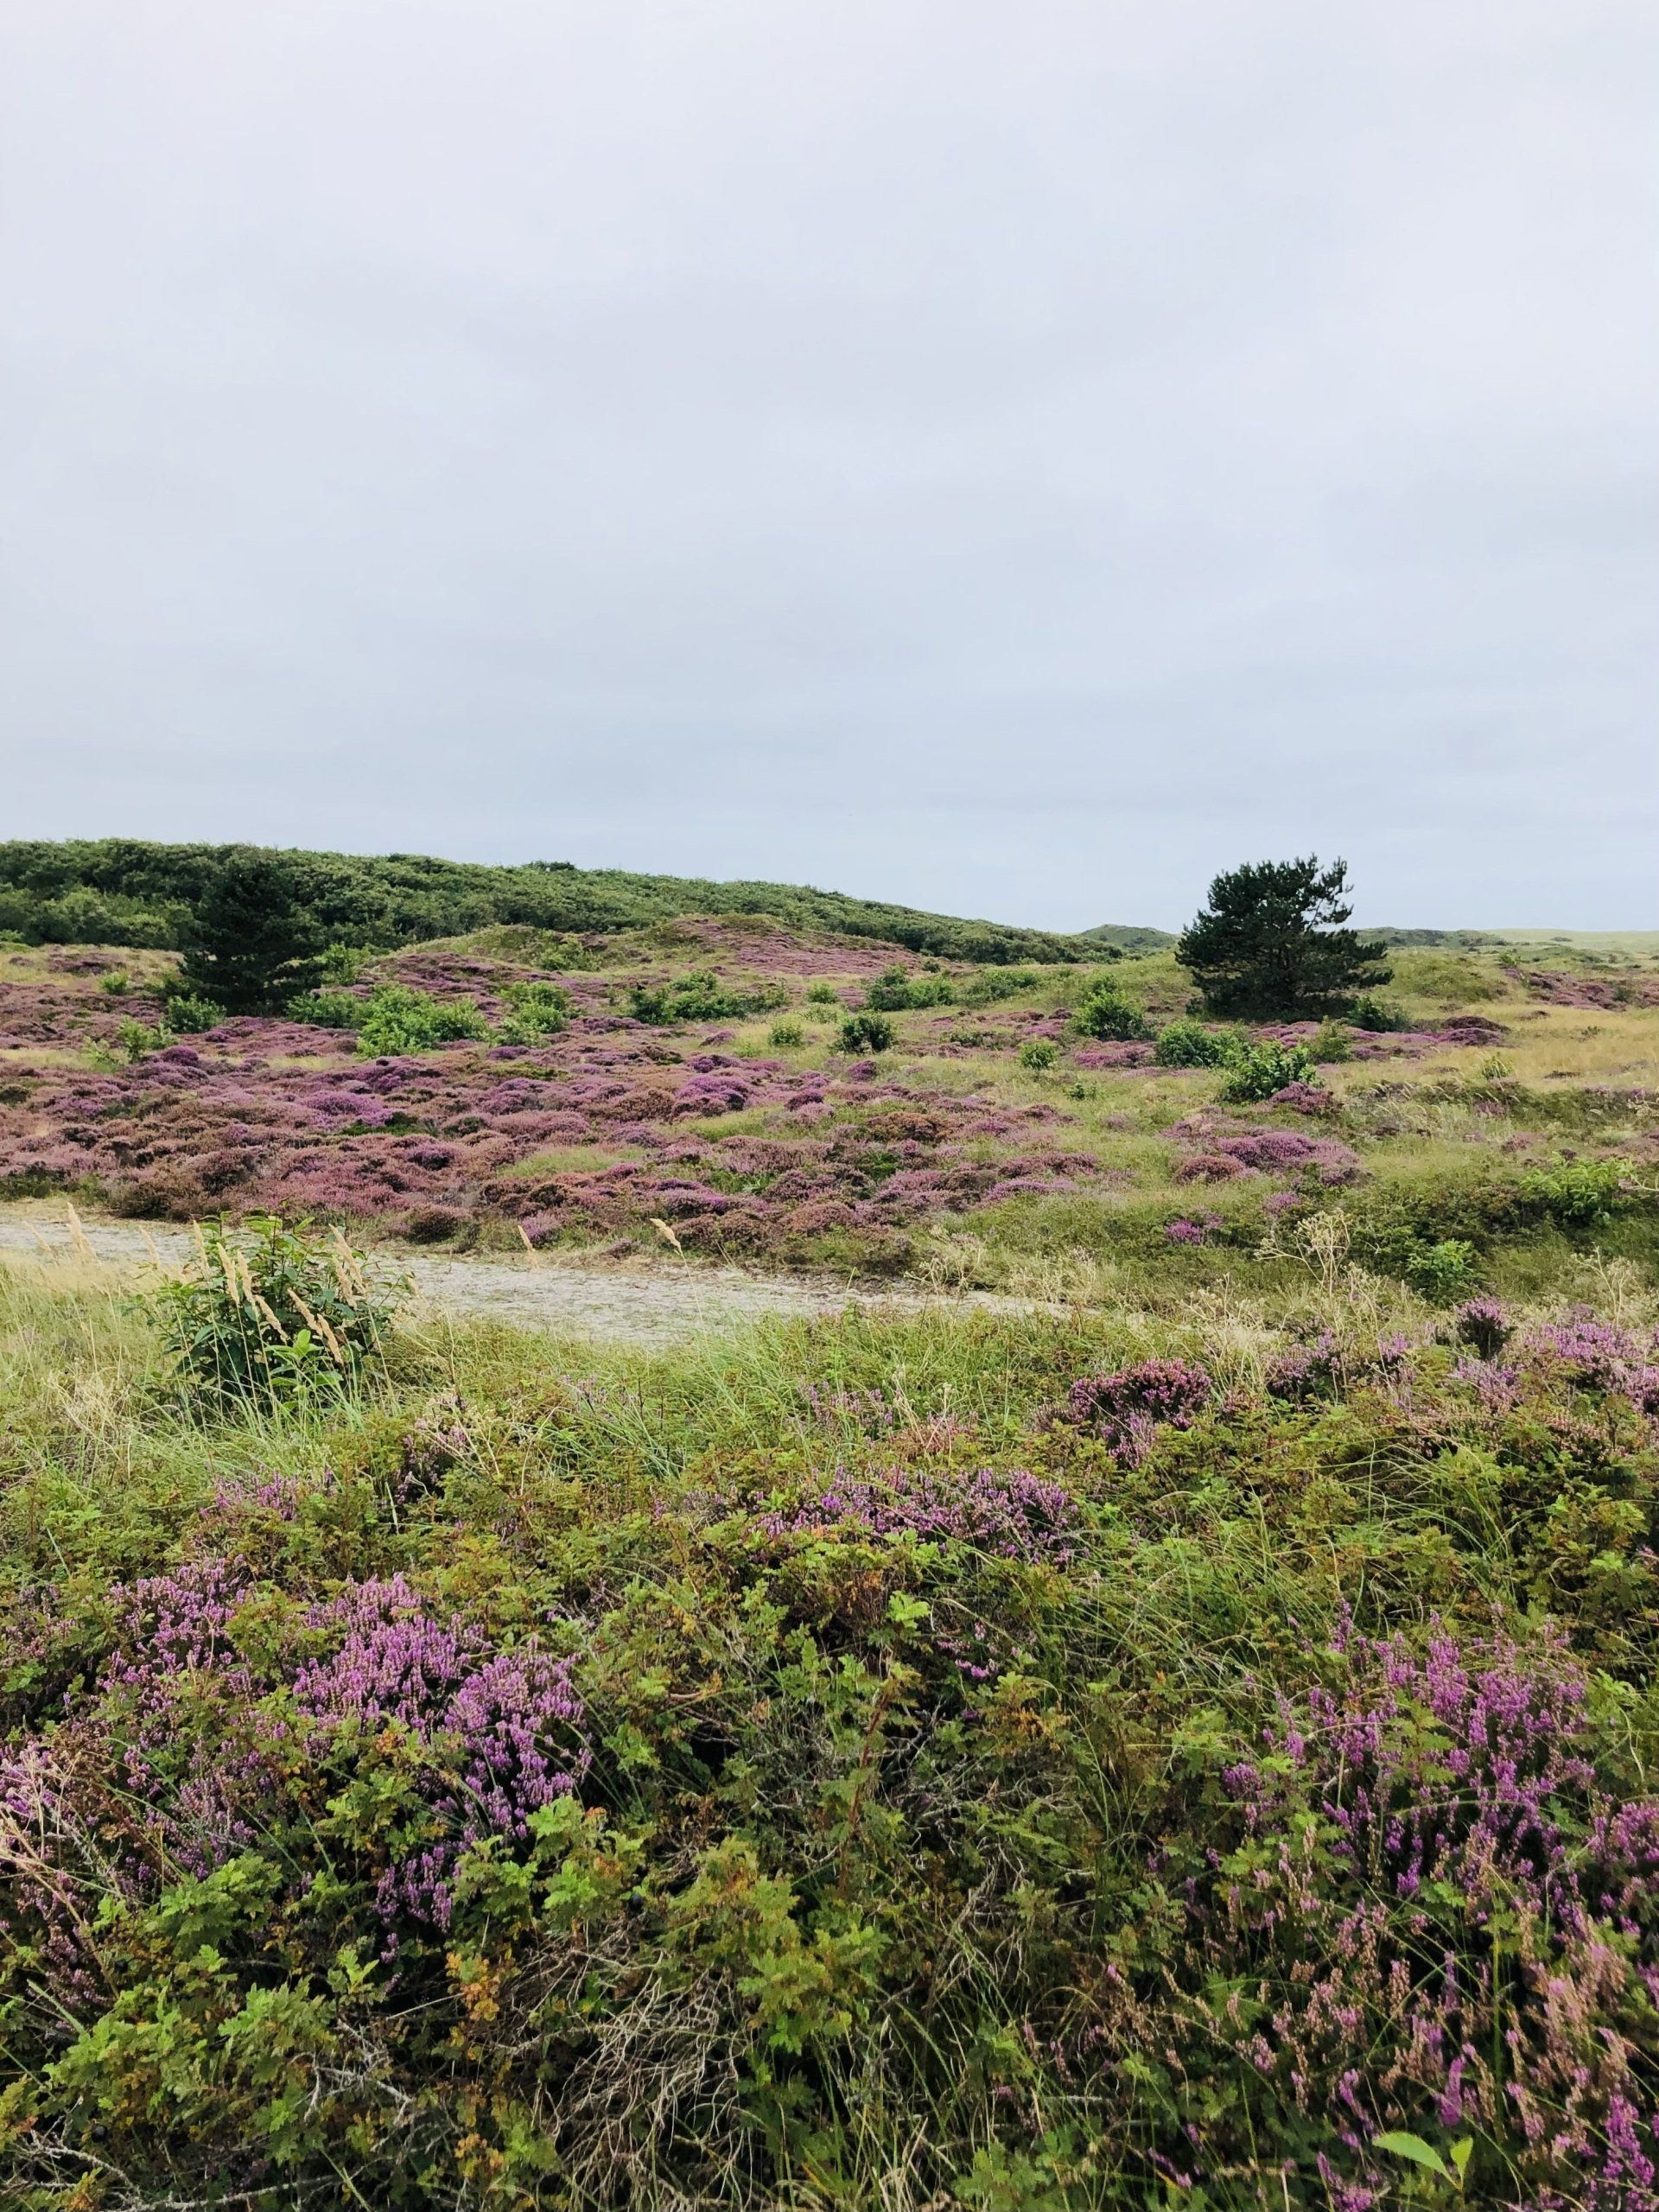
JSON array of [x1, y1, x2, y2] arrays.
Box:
[[756, 1466, 1076, 1562], [1063, 1357, 1212, 1463], [1179, 1625, 1659, 2206], [0, 1558, 589, 1960], [0, 944, 1117, 1253]]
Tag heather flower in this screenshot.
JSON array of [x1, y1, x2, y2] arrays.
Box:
[[757, 1465, 1075, 1562], [1453, 1296, 1512, 1360], [1063, 1358, 1211, 1462]]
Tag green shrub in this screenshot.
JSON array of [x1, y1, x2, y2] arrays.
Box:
[[1019, 1038, 1058, 1071], [866, 967, 956, 1011], [1154, 1020, 1230, 1068], [287, 990, 359, 1030], [1217, 1039, 1317, 1102], [1521, 1160, 1630, 1228], [1071, 977, 1152, 1042], [112, 1018, 168, 1062], [769, 1020, 806, 1048], [960, 968, 1039, 1007], [805, 982, 842, 1005], [318, 942, 374, 984], [97, 970, 130, 996], [1406, 1237, 1481, 1302], [159, 992, 222, 1034], [355, 986, 488, 1057], [1351, 993, 1407, 1033], [838, 1011, 895, 1054], [628, 969, 787, 1025], [496, 982, 572, 1045], [147, 1217, 402, 1414], [1310, 1020, 1354, 1063]]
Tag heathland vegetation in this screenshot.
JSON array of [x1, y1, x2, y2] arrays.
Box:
[[1, 844, 1657, 2208]]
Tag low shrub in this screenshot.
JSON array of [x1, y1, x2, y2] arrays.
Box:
[[1071, 977, 1152, 1042], [866, 967, 956, 1011], [1522, 1158, 1631, 1227], [356, 986, 489, 1056], [97, 970, 130, 996], [1218, 1038, 1317, 1102], [288, 989, 360, 1030], [161, 992, 224, 1034], [838, 1011, 895, 1054], [960, 968, 1039, 1007], [768, 1020, 805, 1048], [805, 982, 842, 1005], [1406, 1236, 1481, 1301], [1309, 1018, 1353, 1062], [1018, 1038, 1058, 1071], [1350, 992, 1407, 1032], [318, 942, 375, 983], [146, 1217, 402, 1414], [496, 982, 571, 1045], [628, 969, 788, 1025], [112, 1018, 168, 1063], [1154, 1019, 1229, 1067]]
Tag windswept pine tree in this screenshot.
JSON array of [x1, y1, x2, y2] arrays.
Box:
[[1177, 855, 1392, 1020]]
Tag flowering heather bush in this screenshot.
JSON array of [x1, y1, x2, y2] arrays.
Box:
[[3, 1269, 1659, 2204], [1154, 1625, 1659, 2208], [1455, 1294, 1513, 1358], [1063, 1356, 1212, 1461], [754, 1465, 1076, 1562]]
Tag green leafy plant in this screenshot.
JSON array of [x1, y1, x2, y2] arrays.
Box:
[[1154, 1020, 1230, 1068], [1521, 1160, 1630, 1228], [866, 967, 956, 1012], [112, 1018, 169, 1062], [960, 969, 1039, 1007], [355, 986, 488, 1057], [1217, 1039, 1319, 1103], [805, 982, 842, 1005], [838, 1011, 895, 1054], [147, 1217, 403, 1414], [1406, 1237, 1481, 1302], [318, 942, 374, 984], [496, 982, 572, 1044], [97, 970, 130, 996], [1019, 1038, 1058, 1071], [159, 991, 223, 1033], [628, 970, 787, 1026], [769, 1020, 806, 1048], [1071, 978, 1152, 1042], [1351, 993, 1407, 1033], [1310, 1020, 1354, 1063], [287, 989, 360, 1030]]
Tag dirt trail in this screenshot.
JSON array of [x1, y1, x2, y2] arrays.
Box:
[[0, 1209, 1037, 1346]]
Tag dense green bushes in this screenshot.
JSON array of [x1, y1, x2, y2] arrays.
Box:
[[0, 840, 1090, 966]]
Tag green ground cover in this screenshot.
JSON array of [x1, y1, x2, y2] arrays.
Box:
[[1, 912, 1657, 2206]]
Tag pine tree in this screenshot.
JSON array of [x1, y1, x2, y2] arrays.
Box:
[[1177, 857, 1391, 1021], [177, 849, 319, 1014]]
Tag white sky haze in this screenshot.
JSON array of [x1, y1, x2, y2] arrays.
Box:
[[3, 0, 1655, 928]]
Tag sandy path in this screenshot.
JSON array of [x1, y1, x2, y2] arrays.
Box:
[[0, 1209, 1032, 1345]]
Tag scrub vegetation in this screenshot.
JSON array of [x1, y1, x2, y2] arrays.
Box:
[[2, 847, 1658, 2207]]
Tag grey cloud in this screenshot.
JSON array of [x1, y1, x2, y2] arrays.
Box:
[[2, 0, 1654, 929]]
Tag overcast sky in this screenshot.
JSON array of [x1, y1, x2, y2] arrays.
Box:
[[3, 0, 1654, 930]]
